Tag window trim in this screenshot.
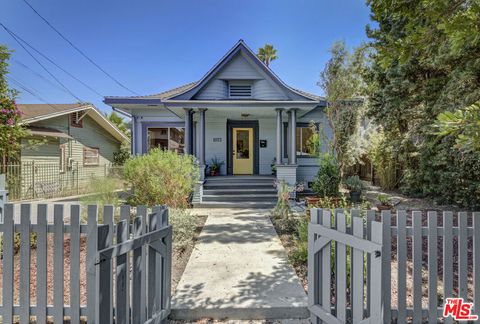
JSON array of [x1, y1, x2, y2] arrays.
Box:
[[141, 122, 185, 154], [145, 125, 186, 154], [59, 143, 68, 173], [283, 122, 320, 159], [83, 146, 100, 166]]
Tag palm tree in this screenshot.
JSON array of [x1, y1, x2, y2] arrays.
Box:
[[107, 111, 130, 136], [257, 44, 278, 67]]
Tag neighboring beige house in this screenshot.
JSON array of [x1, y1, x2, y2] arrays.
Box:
[[6, 103, 128, 200]]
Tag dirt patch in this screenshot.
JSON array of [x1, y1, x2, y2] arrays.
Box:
[[172, 215, 208, 292]]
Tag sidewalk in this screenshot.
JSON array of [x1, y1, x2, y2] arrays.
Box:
[[171, 208, 308, 320]]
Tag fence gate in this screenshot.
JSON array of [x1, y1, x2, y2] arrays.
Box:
[[95, 206, 172, 324], [308, 208, 383, 324]]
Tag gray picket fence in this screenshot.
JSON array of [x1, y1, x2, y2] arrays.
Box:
[[308, 208, 480, 324], [0, 203, 172, 324]]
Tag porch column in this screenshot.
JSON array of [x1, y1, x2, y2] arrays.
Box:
[[184, 108, 192, 155], [288, 108, 298, 165], [275, 108, 283, 165], [198, 108, 207, 180]]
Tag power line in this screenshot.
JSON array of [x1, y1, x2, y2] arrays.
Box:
[[14, 59, 74, 95], [8, 75, 52, 105], [1, 22, 84, 102], [11, 27, 105, 98], [22, 0, 139, 96]]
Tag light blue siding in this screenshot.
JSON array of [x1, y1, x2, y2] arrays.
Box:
[[216, 53, 262, 80], [193, 52, 288, 100], [194, 79, 227, 100]]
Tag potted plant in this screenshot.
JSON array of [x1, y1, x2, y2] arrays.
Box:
[[344, 175, 365, 203], [309, 153, 341, 206], [208, 156, 224, 176], [377, 194, 393, 210]]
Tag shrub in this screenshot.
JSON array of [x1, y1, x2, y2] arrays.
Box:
[[344, 175, 366, 192], [169, 208, 198, 252], [290, 217, 309, 266], [312, 153, 341, 197], [123, 149, 199, 208], [81, 176, 122, 223]]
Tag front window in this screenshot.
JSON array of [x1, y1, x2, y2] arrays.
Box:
[[284, 122, 319, 157], [296, 125, 318, 156], [147, 127, 185, 154]]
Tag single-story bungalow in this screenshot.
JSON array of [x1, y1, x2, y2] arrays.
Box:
[[104, 40, 332, 207]]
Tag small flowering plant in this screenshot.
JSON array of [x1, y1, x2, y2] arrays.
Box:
[[0, 97, 23, 126], [0, 96, 27, 162]]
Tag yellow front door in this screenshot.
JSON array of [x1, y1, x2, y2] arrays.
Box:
[[232, 128, 253, 175]]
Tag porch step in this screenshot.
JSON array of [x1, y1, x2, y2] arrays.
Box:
[[195, 176, 278, 208], [202, 194, 277, 202], [192, 201, 276, 208], [203, 188, 277, 195]]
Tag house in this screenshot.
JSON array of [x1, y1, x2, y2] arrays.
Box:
[[104, 40, 332, 207], [7, 103, 128, 200]]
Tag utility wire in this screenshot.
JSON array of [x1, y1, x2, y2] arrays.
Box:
[[22, 0, 139, 96], [11, 27, 105, 99], [1, 22, 84, 102], [8, 75, 52, 105], [14, 59, 74, 95]]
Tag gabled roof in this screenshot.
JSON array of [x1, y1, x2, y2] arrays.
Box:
[[18, 103, 129, 142], [104, 40, 324, 105], [168, 40, 321, 101]]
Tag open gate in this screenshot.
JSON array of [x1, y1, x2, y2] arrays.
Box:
[[308, 208, 383, 324], [95, 206, 172, 324]]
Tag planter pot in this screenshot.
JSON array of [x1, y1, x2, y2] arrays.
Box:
[[349, 191, 361, 203], [305, 196, 320, 206], [376, 204, 392, 211], [210, 170, 219, 176]]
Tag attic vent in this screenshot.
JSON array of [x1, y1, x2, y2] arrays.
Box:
[[229, 83, 252, 98]]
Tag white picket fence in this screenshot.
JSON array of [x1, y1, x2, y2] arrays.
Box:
[[0, 203, 172, 323], [308, 208, 480, 324]]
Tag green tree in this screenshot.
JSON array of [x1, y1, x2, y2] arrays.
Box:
[[366, 0, 480, 207], [107, 111, 130, 136], [318, 41, 369, 176], [0, 45, 26, 167], [434, 101, 480, 152], [257, 44, 278, 67]]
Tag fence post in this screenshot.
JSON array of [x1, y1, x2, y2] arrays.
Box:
[[308, 208, 321, 324], [31, 161, 35, 199], [381, 210, 392, 323]]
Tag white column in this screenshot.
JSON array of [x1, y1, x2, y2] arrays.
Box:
[[198, 108, 207, 168], [184, 108, 192, 155], [275, 108, 283, 165], [289, 109, 297, 165]]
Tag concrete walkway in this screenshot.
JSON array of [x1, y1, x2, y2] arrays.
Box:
[[171, 208, 309, 320]]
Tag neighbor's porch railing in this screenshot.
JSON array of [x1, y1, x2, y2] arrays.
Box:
[[0, 162, 124, 201]]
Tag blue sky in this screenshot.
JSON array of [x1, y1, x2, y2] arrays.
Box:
[[1, 0, 372, 113]]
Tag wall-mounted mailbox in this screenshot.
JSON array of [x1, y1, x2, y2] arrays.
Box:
[[260, 140, 267, 148]]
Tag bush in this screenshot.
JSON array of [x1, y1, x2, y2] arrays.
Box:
[[169, 208, 198, 252], [123, 149, 199, 208], [81, 176, 122, 223], [312, 153, 341, 197], [290, 217, 308, 266]]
